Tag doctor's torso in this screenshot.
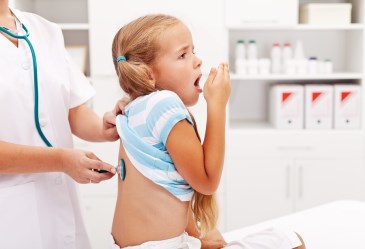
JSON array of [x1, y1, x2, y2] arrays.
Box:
[[0, 11, 73, 150], [0, 9, 93, 249]]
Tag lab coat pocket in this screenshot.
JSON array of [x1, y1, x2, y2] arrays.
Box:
[[0, 182, 44, 249]]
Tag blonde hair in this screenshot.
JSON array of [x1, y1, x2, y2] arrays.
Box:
[[112, 14, 218, 237]]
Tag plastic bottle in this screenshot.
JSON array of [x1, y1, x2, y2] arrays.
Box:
[[235, 40, 246, 74], [270, 43, 281, 74], [247, 40, 258, 60], [293, 40, 305, 60], [293, 40, 307, 75], [282, 43, 295, 74], [324, 59, 333, 74], [308, 57, 318, 74], [235, 40, 245, 60]]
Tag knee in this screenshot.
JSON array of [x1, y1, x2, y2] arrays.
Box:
[[293, 232, 306, 249]]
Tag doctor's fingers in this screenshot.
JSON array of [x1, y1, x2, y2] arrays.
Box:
[[113, 97, 130, 115], [86, 170, 115, 184], [85, 152, 116, 174]]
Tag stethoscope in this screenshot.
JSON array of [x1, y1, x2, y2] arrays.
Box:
[[0, 22, 52, 147], [0, 22, 127, 177]]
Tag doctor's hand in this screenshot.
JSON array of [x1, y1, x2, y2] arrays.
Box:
[[61, 148, 116, 184], [102, 97, 130, 141]]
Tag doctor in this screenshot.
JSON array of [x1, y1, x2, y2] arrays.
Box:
[[0, 1, 120, 248]]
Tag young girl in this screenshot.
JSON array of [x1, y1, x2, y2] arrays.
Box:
[[110, 14, 305, 249]]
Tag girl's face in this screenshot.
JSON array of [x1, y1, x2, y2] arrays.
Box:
[[151, 22, 202, 106]]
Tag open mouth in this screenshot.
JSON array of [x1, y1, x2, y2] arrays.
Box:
[[194, 74, 202, 93]]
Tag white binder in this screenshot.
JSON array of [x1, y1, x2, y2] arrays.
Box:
[[270, 84, 304, 129], [304, 85, 333, 129], [334, 85, 361, 129]]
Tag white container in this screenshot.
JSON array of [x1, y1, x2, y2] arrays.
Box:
[[282, 43, 293, 74], [235, 40, 246, 60], [324, 59, 334, 74], [258, 58, 271, 75], [235, 58, 247, 75], [235, 40, 246, 74], [271, 43, 281, 74], [334, 85, 361, 129], [304, 85, 333, 129], [282, 43, 292, 61], [308, 57, 318, 74], [247, 40, 258, 60], [247, 59, 258, 75], [294, 40, 305, 60], [299, 3, 352, 25], [270, 84, 304, 129], [225, 0, 298, 27], [295, 59, 308, 75]]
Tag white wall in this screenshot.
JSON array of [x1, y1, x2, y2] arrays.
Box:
[[89, 0, 228, 76]]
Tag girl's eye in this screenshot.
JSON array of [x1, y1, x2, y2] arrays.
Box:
[[179, 53, 186, 59]]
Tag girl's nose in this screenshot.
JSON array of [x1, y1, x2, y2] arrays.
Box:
[[195, 56, 202, 68]]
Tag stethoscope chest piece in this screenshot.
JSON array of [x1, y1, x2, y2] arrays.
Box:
[[116, 159, 126, 181]]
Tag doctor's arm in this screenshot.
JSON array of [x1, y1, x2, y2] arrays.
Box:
[[69, 104, 118, 142], [0, 141, 115, 183], [68, 97, 128, 142]]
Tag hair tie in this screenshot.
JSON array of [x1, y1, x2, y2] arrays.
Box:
[[117, 55, 127, 62]]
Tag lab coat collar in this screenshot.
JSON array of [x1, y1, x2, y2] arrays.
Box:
[[8, 7, 26, 25]]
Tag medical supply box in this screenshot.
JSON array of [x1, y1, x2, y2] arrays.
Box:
[[334, 85, 361, 129], [304, 85, 333, 129], [225, 0, 298, 27], [270, 84, 304, 129], [299, 3, 352, 25]]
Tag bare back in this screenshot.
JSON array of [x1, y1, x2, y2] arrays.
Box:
[[111, 141, 189, 247]]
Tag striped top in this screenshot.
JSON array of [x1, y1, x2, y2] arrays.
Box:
[[116, 90, 194, 201]]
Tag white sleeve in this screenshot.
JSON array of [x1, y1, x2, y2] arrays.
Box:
[[65, 50, 95, 108]]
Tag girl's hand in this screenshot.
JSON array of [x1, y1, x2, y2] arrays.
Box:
[[201, 238, 227, 249], [200, 228, 227, 249], [102, 97, 130, 141], [203, 63, 231, 108], [61, 148, 116, 184]]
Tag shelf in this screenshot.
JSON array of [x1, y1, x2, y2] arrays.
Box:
[[58, 23, 90, 30], [229, 120, 364, 135], [230, 72, 363, 81], [296, 24, 364, 30], [228, 24, 364, 31]]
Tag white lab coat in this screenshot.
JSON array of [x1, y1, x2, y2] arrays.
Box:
[[0, 8, 95, 249]]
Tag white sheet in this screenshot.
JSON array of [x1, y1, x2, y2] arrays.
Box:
[[223, 200, 365, 249]]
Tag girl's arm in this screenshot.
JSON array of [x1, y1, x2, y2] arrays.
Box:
[[166, 64, 230, 195]]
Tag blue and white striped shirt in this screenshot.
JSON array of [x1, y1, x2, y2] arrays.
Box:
[[116, 90, 194, 201]]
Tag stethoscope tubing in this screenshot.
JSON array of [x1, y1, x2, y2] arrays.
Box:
[[0, 23, 52, 147]]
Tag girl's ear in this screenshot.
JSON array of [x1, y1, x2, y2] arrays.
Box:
[[141, 64, 156, 88]]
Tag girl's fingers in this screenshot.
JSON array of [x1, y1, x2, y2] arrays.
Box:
[[206, 67, 217, 85]]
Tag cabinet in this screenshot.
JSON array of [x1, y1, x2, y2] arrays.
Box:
[[227, 0, 365, 129], [224, 0, 365, 232], [226, 157, 365, 231]]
